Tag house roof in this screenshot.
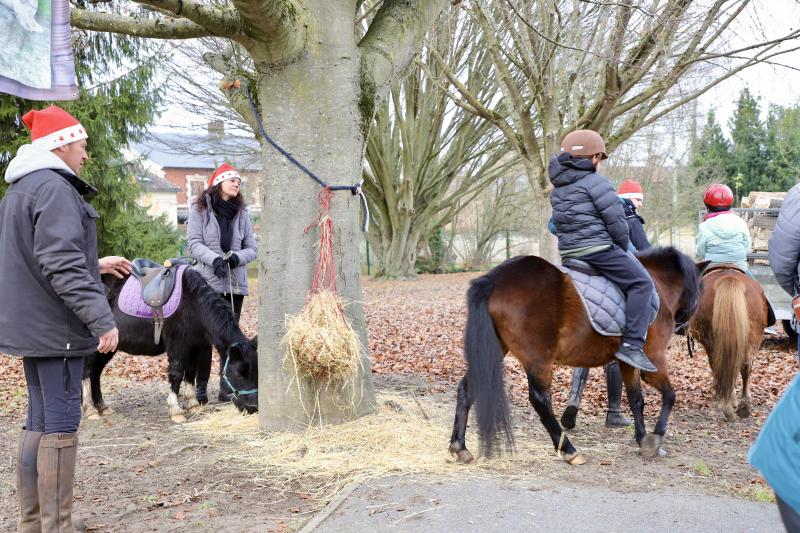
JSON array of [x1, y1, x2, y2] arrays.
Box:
[[136, 172, 181, 193], [131, 132, 261, 171]]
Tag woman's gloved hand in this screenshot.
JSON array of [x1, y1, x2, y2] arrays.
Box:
[[213, 257, 227, 279], [225, 253, 240, 268]]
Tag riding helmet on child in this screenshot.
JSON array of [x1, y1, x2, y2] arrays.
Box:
[[559, 129, 608, 159], [703, 183, 734, 211]]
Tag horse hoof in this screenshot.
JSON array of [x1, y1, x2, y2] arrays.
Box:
[[188, 404, 204, 414], [86, 413, 101, 421], [98, 406, 114, 416], [171, 413, 187, 423], [736, 404, 751, 419], [563, 452, 587, 465], [640, 434, 663, 458], [560, 405, 578, 430], [456, 450, 475, 464]]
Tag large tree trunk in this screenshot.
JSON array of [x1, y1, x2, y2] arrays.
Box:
[[257, 0, 376, 430]]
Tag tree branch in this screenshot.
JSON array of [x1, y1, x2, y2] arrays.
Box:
[[358, 0, 449, 121], [134, 0, 242, 36], [71, 9, 213, 39], [229, 0, 307, 61]]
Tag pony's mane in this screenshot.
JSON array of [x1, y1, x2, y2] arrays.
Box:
[[182, 269, 249, 349], [639, 246, 702, 324]]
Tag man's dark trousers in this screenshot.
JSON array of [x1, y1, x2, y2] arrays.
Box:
[[581, 246, 654, 348]]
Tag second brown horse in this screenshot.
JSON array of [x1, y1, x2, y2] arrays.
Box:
[[449, 247, 707, 465], [689, 267, 770, 421]]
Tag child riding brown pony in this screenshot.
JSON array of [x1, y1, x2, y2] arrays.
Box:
[[688, 266, 771, 421], [449, 247, 707, 465]]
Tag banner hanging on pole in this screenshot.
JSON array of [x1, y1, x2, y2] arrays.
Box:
[[0, 0, 78, 100]]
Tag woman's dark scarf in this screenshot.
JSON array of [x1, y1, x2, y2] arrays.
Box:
[[212, 196, 238, 252]]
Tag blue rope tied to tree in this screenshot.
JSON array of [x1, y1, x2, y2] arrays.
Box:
[[243, 82, 370, 232]]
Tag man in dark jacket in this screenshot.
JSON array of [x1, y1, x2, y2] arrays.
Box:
[[769, 182, 800, 365], [549, 129, 656, 372], [0, 106, 129, 532]]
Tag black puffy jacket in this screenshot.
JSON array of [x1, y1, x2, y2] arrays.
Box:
[[622, 198, 651, 251], [548, 153, 629, 252]]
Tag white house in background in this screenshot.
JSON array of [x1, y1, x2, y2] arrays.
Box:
[[135, 171, 180, 226]]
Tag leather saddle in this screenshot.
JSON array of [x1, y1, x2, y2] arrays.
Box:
[[562, 257, 600, 276], [131, 257, 197, 343]]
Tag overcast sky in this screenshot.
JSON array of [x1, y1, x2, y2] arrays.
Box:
[[700, 0, 800, 131]]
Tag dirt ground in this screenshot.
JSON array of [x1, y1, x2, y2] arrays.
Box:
[[1, 273, 795, 531]]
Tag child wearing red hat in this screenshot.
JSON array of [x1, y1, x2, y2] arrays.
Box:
[[618, 180, 651, 252], [697, 183, 750, 271]]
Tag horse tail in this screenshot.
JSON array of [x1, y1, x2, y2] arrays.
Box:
[[465, 275, 513, 457], [710, 276, 750, 406]]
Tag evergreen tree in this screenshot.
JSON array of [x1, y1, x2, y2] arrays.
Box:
[[729, 88, 768, 197], [764, 104, 800, 191], [0, 7, 181, 259], [691, 110, 732, 185]]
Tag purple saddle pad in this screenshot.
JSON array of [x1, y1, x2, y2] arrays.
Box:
[[118, 265, 187, 319]]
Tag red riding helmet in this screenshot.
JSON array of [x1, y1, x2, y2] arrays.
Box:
[[703, 183, 734, 209]]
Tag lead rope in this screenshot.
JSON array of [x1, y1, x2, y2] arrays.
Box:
[[242, 82, 370, 231]]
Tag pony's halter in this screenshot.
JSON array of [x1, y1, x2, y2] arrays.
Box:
[[221, 344, 258, 406]]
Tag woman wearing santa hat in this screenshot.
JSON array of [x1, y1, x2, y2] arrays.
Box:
[[187, 163, 257, 399]]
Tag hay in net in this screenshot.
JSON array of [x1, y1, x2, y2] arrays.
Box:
[[283, 289, 361, 382]]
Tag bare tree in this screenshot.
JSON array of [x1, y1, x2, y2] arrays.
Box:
[[71, 0, 450, 429], [362, 11, 513, 278], [452, 170, 532, 268], [432, 0, 800, 257]]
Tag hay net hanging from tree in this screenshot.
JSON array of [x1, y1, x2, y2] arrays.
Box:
[[282, 187, 361, 383]]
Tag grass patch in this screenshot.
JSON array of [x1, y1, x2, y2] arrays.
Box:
[[694, 461, 711, 476]]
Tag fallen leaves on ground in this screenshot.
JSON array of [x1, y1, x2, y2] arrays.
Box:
[[1, 272, 794, 424]]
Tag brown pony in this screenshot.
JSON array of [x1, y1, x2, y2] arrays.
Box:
[[449, 247, 707, 465], [688, 267, 770, 421]]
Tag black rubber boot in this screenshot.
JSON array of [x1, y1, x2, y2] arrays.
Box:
[[604, 361, 631, 427], [560, 367, 589, 429], [615, 343, 657, 373]]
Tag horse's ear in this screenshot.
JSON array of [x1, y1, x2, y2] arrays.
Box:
[[227, 342, 244, 361], [250, 335, 258, 349], [696, 260, 711, 273]]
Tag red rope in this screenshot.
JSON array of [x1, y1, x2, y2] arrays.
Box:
[[305, 187, 339, 297]]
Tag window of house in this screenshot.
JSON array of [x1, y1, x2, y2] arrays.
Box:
[[186, 174, 208, 206]]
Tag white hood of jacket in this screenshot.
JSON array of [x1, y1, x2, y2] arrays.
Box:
[[5, 144, 75, 184]]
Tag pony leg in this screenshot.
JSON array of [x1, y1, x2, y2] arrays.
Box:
[[194, 344, 212, 405], [91, 352, 115, 416], [166, 358, 186, 423], [736, 359, 752, 418], [82, 378, 100, 420], [620, 364, 647, 446], [644, 373, 675, 458], [449, 376, 475, 464], [525, 370, 585, 465], [182, 382, 202, 413]]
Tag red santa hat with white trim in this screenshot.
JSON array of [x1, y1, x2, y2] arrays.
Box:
[[21, 106, 87, 150], [207, 163, 241, 189], [618, 180, 643, 201]]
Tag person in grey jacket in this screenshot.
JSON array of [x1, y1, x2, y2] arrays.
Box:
[[0, 106, 129, 532], [187, 163, 257, 400], [550, 129, 657, 373], [768, 182, 800, 363]]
